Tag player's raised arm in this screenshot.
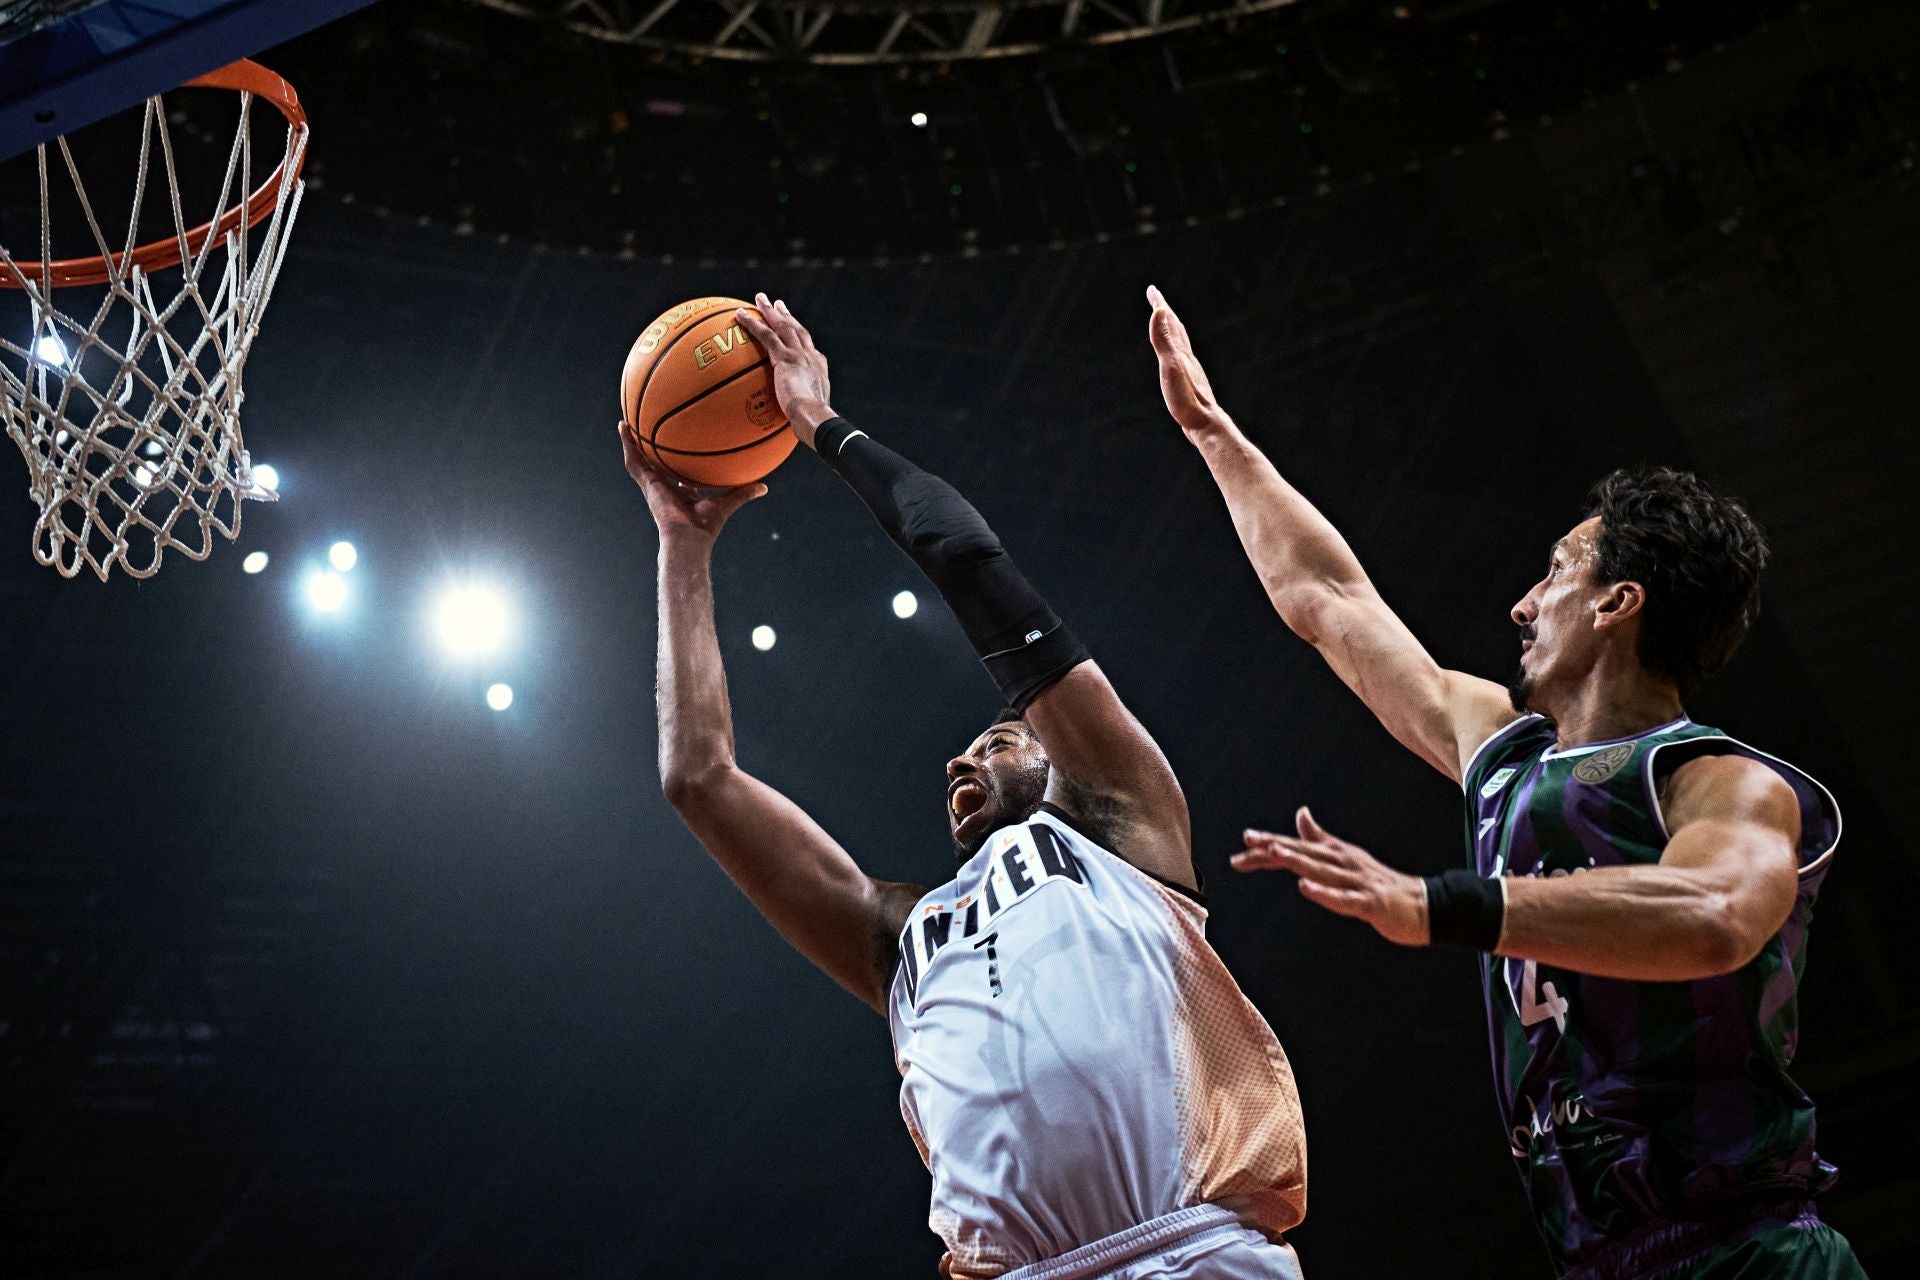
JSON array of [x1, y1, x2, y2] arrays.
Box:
[[1145, 286, 1513, 783], [624, 427, 922, 1015], [736, 295, 1195, 890]]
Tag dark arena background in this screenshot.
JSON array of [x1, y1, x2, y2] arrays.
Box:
[[2, 0, 1919, 1276]]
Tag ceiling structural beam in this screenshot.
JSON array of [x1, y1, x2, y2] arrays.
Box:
[[710, 0, 756, 43], [959, 5, 1001, 56], [873, 9, 912, 57], [797, 8, 833, 50], [458, 0, 1302, 64], [562, 0, 619, 22], [628, 0, 684, 37]]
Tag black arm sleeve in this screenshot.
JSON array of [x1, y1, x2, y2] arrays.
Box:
[[813, 416, 1088, 712]]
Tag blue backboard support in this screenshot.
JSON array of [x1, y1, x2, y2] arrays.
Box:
[[0, 0, 383, 161]]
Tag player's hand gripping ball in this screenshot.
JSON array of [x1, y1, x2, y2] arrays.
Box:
[[621, 296, 796, 487]]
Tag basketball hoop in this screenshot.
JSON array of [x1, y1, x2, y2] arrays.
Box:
[[0, 60, 308, 580]]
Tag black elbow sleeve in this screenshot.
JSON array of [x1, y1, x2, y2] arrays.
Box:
[[815, 416, 1088, 711]]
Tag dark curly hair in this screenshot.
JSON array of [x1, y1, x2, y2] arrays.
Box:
[[1585, 467, 1769, 698], [987, 708, 1031, 735]]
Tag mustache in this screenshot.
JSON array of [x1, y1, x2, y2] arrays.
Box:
[[1517, 623, 1538, 643]]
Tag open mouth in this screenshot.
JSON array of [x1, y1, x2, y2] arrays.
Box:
[[948, 778, 988, 824]]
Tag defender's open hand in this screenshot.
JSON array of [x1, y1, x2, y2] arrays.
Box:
[[1146, 284, 1232, 439], [734, 293, 834, 447], [1232, 807, 1432, 948], [620, 421, 766, 541]]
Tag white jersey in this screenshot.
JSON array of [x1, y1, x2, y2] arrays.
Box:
[[887, 803, 1306, 1280]]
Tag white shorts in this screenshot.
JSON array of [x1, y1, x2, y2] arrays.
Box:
[[997, 1204, 1304, 1280]]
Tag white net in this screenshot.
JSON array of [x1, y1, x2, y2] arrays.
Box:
[[0, 82, 306, 580]]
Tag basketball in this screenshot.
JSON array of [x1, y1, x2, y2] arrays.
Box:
[[620, 296, 795, 488]]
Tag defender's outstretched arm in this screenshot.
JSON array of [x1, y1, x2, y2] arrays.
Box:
[[737, 296, 1194, 890], [629, 430, 921, 1014], [1146, 286, 1512, 784], [1234, 753, 1801, 981]]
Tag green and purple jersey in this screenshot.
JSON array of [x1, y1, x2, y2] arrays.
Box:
[[1462, 715, 1841, 1276]]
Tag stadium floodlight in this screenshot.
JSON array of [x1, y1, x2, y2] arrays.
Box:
[[892, 590, 919, 619], [328, 540, 358, 572], [304, 569, 348, 613], [486, 683, 514, 711], [242, 551, 269, 574], [251, 463, 281, 493], [910, 112, 929, 128], [431, 581, 514, 659], [33, 333, 69, 367], [751, 625, 776, 651]]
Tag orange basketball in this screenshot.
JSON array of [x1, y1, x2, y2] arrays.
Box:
[[620, 296, 795, 488]]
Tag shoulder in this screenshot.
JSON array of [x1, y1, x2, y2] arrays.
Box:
[[1661, 752, 1799, 828], [1461, 712, 1551, 792], [1035, 801, 1206, 905]]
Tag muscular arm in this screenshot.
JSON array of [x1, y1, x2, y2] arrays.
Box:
[[1495, 754, 1802, 980], [637, 438, 920, 1015], [737, 295, 1194, 889], [1148, 288, 1512, 782], [1237, 756, 1803, 981], [1023, 662, 1193, 890]]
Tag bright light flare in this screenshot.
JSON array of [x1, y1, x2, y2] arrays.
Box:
[[251, 463, 281, 493], [751, 625, 776, 651], [242, 551, 269, 574], [328, 540, 358, 572], [910, 111, 929, 128], [304, 569, 348, 613], [486, 683, 514, 711], [33, 333, 69, 367], [432, 582, 514, 659], [892, 590, 919, 619]]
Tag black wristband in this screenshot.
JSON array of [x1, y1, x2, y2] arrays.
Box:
[[1422, 868, 1506, 951]]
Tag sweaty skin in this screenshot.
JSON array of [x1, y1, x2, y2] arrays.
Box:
[[1145, 284, 1801, 981]]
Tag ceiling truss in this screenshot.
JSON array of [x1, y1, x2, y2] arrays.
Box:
[[461, 0, 1300, 64]]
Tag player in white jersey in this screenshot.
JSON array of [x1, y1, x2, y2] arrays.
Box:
[[626, 292, 1306, 1279]]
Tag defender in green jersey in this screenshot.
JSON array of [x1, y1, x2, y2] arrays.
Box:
[[1144, 287, 1865, 1279]]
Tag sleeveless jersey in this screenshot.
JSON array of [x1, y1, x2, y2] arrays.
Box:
[[1462, 714, 1842, 1274], [886, 803, 1306, 1280]]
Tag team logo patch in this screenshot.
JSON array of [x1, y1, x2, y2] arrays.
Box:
[[1480, 767, 1518, 799], [1572, 743, 1635, 785]]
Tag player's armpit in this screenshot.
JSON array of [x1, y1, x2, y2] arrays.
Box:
[[1021, 662, 1197, 891], [665, 763, 923, 1014]]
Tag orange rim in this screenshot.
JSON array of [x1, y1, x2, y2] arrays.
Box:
[[1, 59, 307, 290]]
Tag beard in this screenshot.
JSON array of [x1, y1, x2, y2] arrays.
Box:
[[1507, 666, 1534, 714], [950, 761, 1050, 863], [1507, 623, 1539, 713]]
